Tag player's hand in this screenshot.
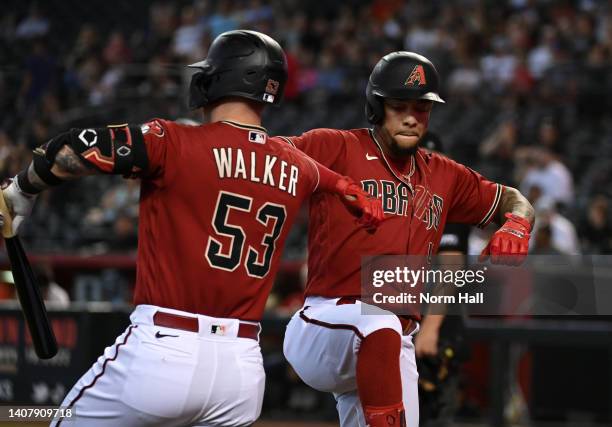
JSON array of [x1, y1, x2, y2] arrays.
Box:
[[479, 213, 531, 266], [335, 177, 383, 231], [0, 177, 38, 236], [415, 324, 439, 358]]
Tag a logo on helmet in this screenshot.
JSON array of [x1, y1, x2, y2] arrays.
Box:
[[266, 79, 280, 95], [405, 65, 427, 86]]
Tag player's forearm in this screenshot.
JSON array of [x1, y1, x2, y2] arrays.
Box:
[[420, 314, 445, 332], [497, 186, 534, 226], [315, 160, 345, 192], [17, 146, 94, 196], [51, 145, 95, 179], [18, 124, 148, 195]]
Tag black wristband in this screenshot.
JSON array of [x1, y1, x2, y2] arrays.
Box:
[[33, 153, 64, 186], [16, 170, 42, 195]]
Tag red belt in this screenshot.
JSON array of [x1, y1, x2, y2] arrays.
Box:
[[153, 311, 260, 341], [336, 296, 418, 336]]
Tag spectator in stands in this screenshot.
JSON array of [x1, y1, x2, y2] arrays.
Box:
[[579, 195, 612, 254], [519, 147, 574, 208], [530, 196, 580, 255], [65, 24, 102, 70], [479, 117, 518, 184], [18, 39, 57, 111], [0, 144, 30, 179], [82, 178, 139, 231], [536, 118, 564, 155], [480, 36, 517, 93], [107, 210, 138, 253], [15, 3, 50, 40], [173, 4, 205, 61], [447, 52, 484, 99], [206, 2, 238, 37], [530, 224, 561, 256], [32, 264, 70, 308], [527, 25, 557, 79]]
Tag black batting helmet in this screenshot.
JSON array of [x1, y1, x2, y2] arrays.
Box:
[[365, 51, 445, 124], [188, 30, 288, 109]]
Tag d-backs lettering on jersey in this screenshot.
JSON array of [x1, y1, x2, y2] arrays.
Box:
[[276, 128, 502, 299], [135, 120, 319, 320], [361, 180, 444, 230]]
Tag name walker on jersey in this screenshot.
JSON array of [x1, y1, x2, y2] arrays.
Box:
[[213, 147, 300, 196]]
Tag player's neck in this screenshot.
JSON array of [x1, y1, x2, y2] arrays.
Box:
[[207, 99, 264, 128], [373, 126, 416, 161]]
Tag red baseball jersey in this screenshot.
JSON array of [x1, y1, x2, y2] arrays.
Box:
[[133, 120, 321, 321], [275, 128, 502, 298]]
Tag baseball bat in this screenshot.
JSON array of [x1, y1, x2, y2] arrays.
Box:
[[0, 191, 57, 359]]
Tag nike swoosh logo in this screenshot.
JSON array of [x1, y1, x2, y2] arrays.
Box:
[[155, 331, 179, 339], [366, 154, 378, 160]]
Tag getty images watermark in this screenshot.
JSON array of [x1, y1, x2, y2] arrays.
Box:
[[370, 265, 488, 305], [360, 255, 612, 316]]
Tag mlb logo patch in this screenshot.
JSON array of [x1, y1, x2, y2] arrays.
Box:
[[211, 325, 226, 336], [262, 93, 275, 103], [249, 131, 266, 144]]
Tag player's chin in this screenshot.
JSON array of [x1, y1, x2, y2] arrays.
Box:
[[391, 136, 419, 156]]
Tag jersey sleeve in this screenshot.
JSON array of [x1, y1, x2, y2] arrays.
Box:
[[278, 128, 347, 169], [446, 159, 503, 228], [279, 143, 321, 194], [139, 118, 172, 179]]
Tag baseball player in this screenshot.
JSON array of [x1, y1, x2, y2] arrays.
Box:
[[0, 31, 382, 426], [279, 52, 534, 426]]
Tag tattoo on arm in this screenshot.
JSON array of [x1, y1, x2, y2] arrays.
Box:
[[19, 143, 97, 194], [51, 145, 94, 179], [497, 186, 535, 226], [27, 163, 49, 191]]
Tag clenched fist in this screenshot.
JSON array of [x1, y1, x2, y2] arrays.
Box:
[[479, 213, 531, 266], [336, 177, 384, 231]]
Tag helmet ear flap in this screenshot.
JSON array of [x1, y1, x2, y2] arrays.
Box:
[[188, 72, 211, 110], [365, 92, 384, 124]]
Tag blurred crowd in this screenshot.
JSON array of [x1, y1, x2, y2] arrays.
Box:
[[0, 0, 611, 263]]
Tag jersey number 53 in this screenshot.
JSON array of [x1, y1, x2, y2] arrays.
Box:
[[205, 191, 287, 278]]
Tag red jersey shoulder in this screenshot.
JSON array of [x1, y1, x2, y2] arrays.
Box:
[[282, 127, 346, 147], [418, 148, 465, 179], [305, 127, 347, 142], [302, 127, 371, 145], [344, 128, 372, 142]]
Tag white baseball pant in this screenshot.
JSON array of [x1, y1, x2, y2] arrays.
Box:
[[283, 296, 419, 427], [52, 305, 265, 427]]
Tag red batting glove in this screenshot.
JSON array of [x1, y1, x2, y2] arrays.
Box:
[[336, 177, 384, 231], [479, 213, 531, 266]]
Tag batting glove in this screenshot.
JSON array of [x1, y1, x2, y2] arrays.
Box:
[[0, 177, 38, 237], [336, 177, 384, 231], [479, 213, 531, 266]]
